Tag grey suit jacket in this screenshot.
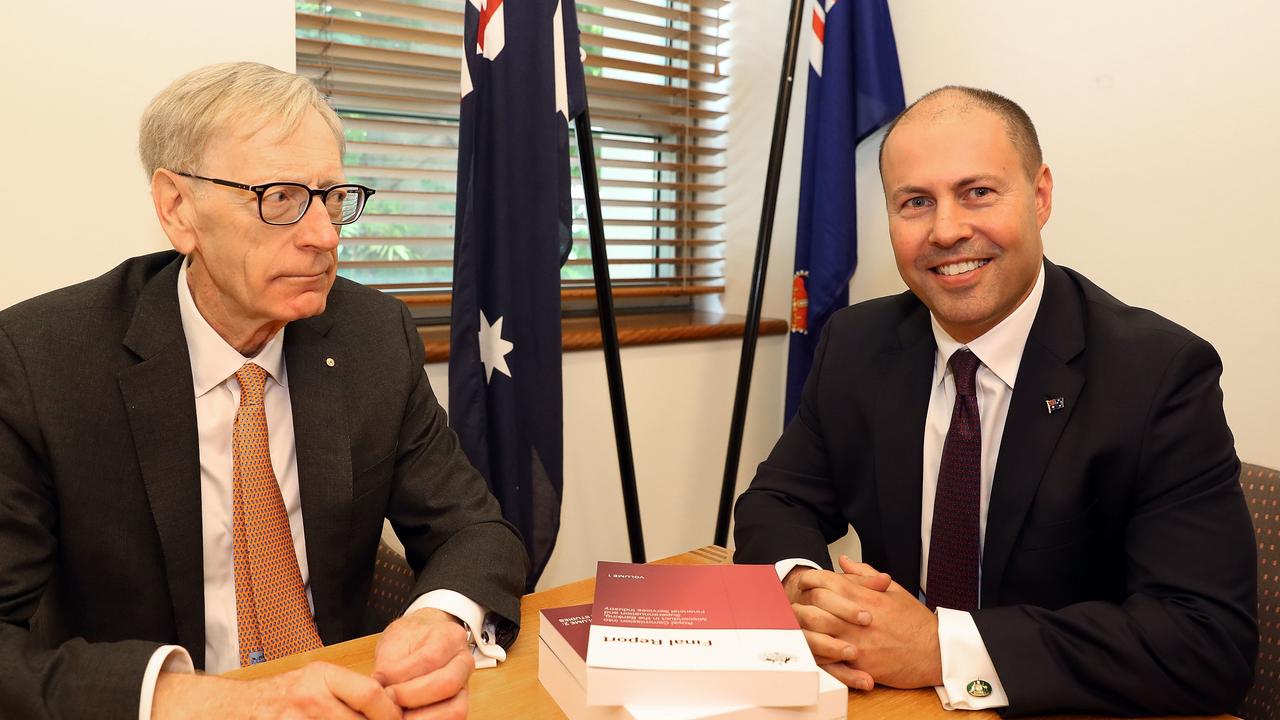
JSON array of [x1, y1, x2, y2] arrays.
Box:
[[0, 251, 529, 719]]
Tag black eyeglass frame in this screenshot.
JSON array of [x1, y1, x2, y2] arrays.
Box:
[[175, 171, 376, 226]]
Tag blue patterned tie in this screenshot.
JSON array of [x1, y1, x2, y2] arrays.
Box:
[[926, 349, 982, 612]]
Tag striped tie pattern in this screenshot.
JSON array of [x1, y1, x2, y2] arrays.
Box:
[[925, 349, 983, 612], [232, 363, 322, 666]]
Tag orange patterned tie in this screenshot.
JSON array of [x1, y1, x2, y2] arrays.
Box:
[[232, 362, 322, 666]]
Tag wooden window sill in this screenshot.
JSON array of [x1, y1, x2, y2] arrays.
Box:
[[418, 311, 789, 363]]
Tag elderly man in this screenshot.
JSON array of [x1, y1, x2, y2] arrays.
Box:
[[734, 86, 1257, 716], [0, 62, 527, 719]]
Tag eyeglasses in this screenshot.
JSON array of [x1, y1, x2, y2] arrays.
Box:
[[175, 172, 376, 226]]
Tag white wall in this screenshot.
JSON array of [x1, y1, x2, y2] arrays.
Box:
[[0, 1, 296, 310], [725, 1, 1280, 485]]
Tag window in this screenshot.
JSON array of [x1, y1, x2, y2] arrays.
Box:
[[296, 0, 728, 318]]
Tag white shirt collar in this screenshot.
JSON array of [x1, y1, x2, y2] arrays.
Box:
[[929, 261, 1046, 390], [177, 257, 287, 397]]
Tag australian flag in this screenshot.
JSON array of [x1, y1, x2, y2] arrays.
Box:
[[450, 0, 585, 590], [785, 0, 904, 423]]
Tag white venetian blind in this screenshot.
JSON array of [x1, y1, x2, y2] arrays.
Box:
[[295, 0, 728, 308]]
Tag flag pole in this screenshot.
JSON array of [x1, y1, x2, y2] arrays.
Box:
[[575, 106, 646, 564], [713, 0, 808, 548]]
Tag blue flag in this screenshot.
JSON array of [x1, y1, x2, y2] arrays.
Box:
[[450, 0, 585, 590], [786, 0, 904, 423]]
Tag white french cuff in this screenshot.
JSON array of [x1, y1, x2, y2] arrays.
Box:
[[138, 644, 194, 720], [409, 589, 506, 669], [774, 557, 823, 582], [934, 608, 1009, 710]]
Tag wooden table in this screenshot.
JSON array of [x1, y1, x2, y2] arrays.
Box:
[[227, 546, 1232, 720]]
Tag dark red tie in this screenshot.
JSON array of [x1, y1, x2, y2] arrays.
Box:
[[926, 349, 982, 612]]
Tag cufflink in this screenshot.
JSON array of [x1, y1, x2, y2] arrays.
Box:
[[966, 679, 993, 698]]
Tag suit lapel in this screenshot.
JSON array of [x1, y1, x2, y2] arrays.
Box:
[[117, 255, 207, 667], [981, 261, 1085, 606], [284, 313, 351, 646], [873, 303, 935, 597]]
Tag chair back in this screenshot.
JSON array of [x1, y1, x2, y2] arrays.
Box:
[[365, 540, 416, 633], [1240, 462, 1280, 720]]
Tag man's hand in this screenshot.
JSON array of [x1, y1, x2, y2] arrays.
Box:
[[153, 662, 403, 719], [372, 608, 475, 719], [783, 557, 890, 691], [798, 556, 942, 690]]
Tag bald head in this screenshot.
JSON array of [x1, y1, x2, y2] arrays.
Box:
[[879, 86, 1042, 181]]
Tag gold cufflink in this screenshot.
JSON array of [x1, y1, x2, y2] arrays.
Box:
[[966, 679, 993, 698]]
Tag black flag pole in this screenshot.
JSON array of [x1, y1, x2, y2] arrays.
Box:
[[575, 106, 646, 564], [713, 0, 808, 548]]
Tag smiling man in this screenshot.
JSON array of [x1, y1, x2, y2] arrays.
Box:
[[734, 87, 1257, 716], [0, 63, 527, 719]]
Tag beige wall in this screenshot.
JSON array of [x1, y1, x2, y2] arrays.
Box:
[[4, 2, 1275, 593], [0, 1, 296, 310]]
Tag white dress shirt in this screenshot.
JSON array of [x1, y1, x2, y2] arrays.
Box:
[[136, 259, 503, 719], [777, 263, 1045, 711]]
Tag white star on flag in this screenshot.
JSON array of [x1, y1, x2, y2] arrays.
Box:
[[478, 310, 514, 383]]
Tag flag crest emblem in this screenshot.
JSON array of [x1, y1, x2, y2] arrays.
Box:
[[790, 271, 810, 335]]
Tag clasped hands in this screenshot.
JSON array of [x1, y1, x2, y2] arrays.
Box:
[[784, 556, 942, 692]]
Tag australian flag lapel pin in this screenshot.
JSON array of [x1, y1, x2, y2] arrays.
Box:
[[1045, 396, 1066, 415]]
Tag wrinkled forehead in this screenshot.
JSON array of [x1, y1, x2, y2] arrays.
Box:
[[204, 107, 344, 182]]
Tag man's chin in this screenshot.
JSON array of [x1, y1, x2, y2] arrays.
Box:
[[278, 290, 330, 322]]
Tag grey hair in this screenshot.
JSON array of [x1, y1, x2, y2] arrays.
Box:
[[138, 61, 344, 177]]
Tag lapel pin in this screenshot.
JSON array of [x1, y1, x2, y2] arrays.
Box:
[[325, 357, 336, 368], [1045, 397, 1065, 414]]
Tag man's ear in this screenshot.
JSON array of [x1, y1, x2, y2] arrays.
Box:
[[1034, 163, 1053, 229], [151, 169, 198, 255]]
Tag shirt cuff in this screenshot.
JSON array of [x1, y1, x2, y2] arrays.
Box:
[[138, 645, 194, 720], [773, 557, 823, 582], [933, 608, 1009, 710], [408, 589, 506, 669]]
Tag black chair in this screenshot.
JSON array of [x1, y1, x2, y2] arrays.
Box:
[[365, 539, 416, 633], [1239, 462, 1280, 720]]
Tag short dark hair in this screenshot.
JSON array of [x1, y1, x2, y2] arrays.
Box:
[[878, 86, 1043, 180]]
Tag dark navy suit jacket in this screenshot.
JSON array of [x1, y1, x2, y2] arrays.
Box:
[[735, 260, 1257, 716]]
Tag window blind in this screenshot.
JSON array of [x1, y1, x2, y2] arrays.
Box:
[[295, 0, 729, 307]]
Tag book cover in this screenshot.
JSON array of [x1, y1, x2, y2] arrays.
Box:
[[539, 604, 847, 720], [585, 562, 819, 707]]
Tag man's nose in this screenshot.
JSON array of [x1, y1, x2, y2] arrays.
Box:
[[929, 201, 971, 248], [295, 198, 340, 251]]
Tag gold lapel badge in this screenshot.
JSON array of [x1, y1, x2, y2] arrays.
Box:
[[966, 679, 993, 698]]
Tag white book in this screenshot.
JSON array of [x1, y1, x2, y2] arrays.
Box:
[[539, 610, 847, 720]]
